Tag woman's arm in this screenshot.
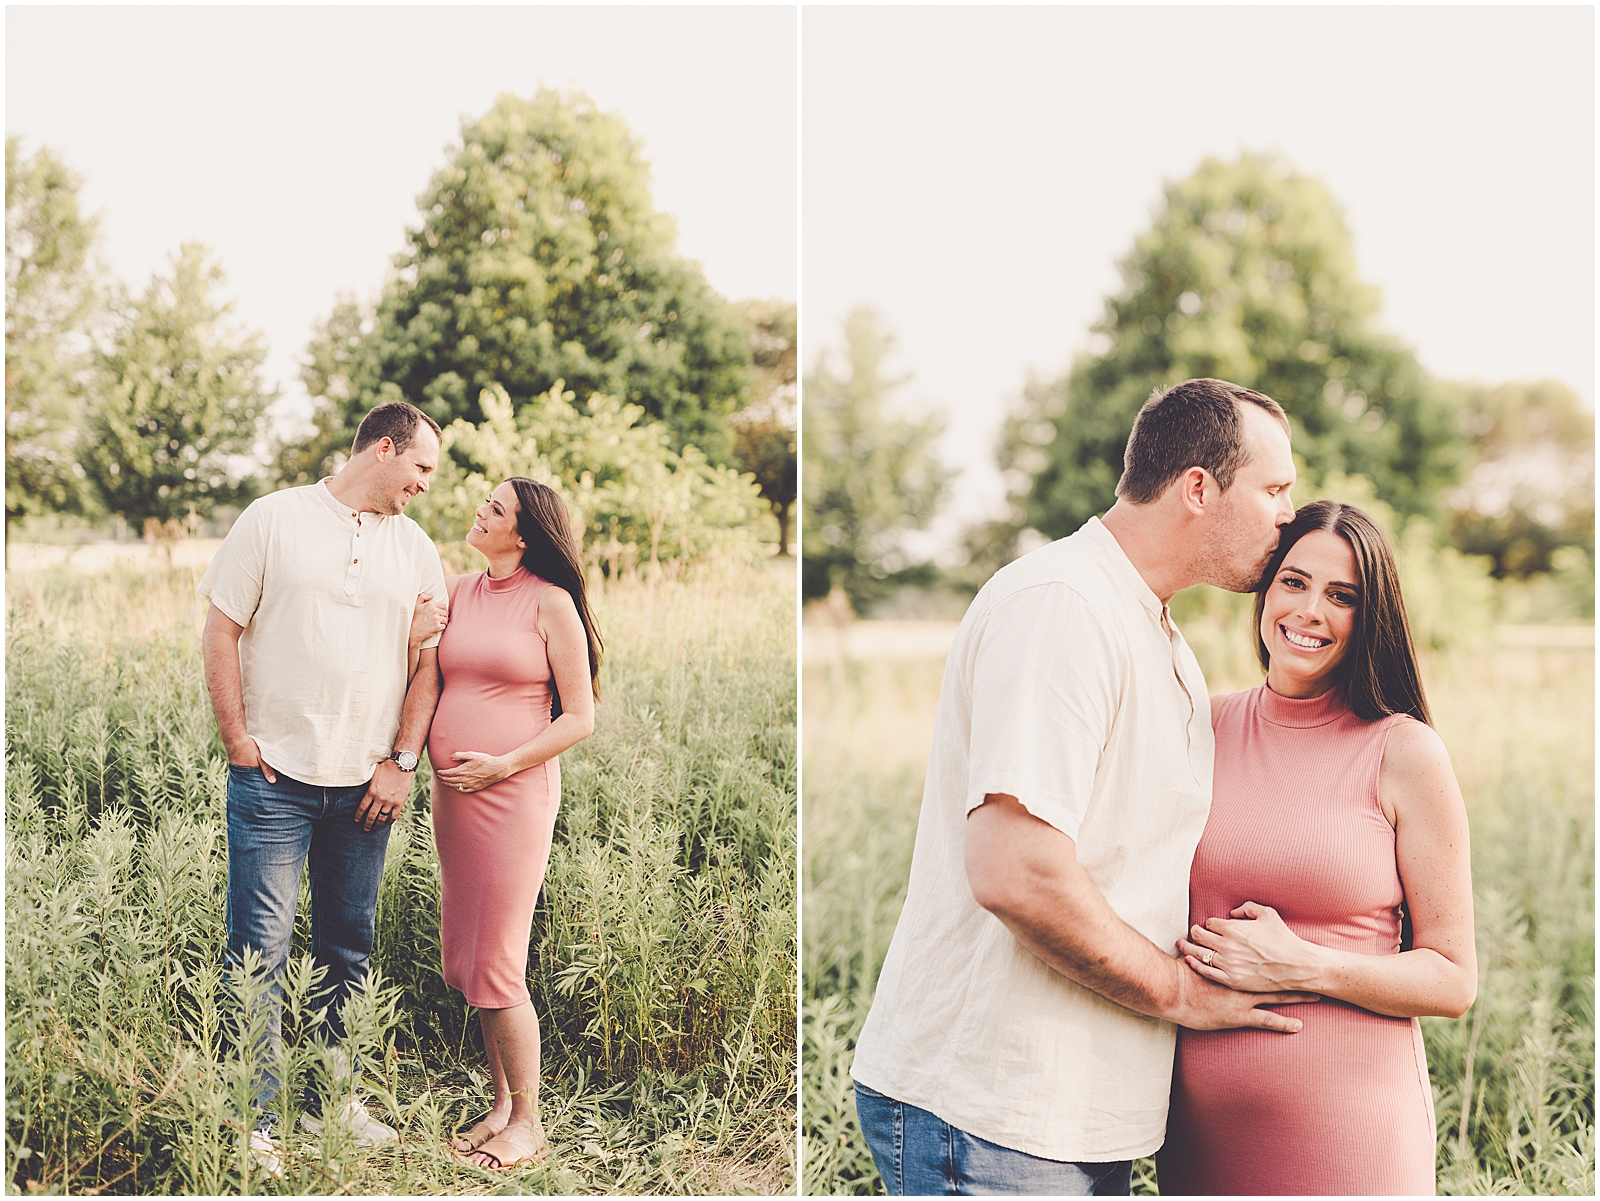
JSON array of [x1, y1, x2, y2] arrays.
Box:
[[1178, 718, 1477, 1019], [433, 585, 596, 794]]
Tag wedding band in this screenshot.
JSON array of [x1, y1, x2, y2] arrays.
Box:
[[1202, 951, 1215, 966]]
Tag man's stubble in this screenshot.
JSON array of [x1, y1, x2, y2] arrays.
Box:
[[1195, 486, 1279, 594]]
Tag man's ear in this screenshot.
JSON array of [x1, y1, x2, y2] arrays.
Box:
[[1177, 466, 1213, 517]]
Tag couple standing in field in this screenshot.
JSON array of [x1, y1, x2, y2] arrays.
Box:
[[197, 401, 602, 1174], [851, 378, 1478, 1195]]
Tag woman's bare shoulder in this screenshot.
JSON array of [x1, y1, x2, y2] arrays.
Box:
[[1382, 715, 1453, 777], [538, 582, 578, 617], [1380, 716, 1463, 829], [444, 573, 468, 603], [535, 582, 581, 640]]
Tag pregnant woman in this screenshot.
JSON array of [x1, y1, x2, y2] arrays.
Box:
[[1156, 500, 1477, 1195], [428, 477, 603, 1171]]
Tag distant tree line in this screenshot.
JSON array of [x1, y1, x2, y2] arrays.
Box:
[[6, 90, 795, 566], [805, 153, 1593, 614]]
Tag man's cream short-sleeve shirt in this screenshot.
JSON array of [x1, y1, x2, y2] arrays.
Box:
[[850, 518, 1214, 1162], [197, 480, 448, 787]]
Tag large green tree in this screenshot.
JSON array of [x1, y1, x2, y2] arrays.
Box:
[[5, 137, 100, 544], [281, 89, 753, 484], [1002, 153, 1464, 542], [84, 243, 273, 527], [1441, 379, 1593, 577], [802, 308, 950, 609], [730, 297, 797, 554]]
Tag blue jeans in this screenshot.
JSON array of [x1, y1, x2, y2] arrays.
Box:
[[225, 765, 391, 1125], [854, 1082, 1132, 1196]]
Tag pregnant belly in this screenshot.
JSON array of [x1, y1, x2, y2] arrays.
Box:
[[1175, 998, 1424, 1119], [1166, 1000, 1435, 1195], [428, 687, 547, 767]]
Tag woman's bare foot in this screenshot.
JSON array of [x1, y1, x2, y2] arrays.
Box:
[[450, 1104, 511, 1153], [466, 1120, 547, 1170]]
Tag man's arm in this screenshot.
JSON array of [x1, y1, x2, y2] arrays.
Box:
[[354, 647, 441, 831], [965, 794, 1315, 1032], [201, 603, 276, 782]]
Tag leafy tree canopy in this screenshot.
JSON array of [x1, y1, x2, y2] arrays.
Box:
[[1440, 379, 1594, 576], [5, 137, 100, 534], [410, 383, 767, 579], [802, 307, 950, 609], [283, 89, 754, 485], [84, 243, 273, 527], [1002, 152, 1464, 543], [730, 298, 797, 554]]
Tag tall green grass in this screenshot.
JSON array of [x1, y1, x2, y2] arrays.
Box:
[[801, 603, 1593, 1196], [6, 557, 797, 1195]]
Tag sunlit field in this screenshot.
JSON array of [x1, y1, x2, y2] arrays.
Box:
[[6, 554, 797, 1195], [801, 595, 1593, 1196]]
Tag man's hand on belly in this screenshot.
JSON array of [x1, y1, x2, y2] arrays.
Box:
[[355, 760, 411, 831], [967, 795, 1318, 1033]]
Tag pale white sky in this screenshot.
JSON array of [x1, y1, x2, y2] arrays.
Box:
[[804, 6, 1596, 552], [7, 5, 798, 436]]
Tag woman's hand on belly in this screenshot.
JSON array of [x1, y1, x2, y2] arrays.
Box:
[[1178, 901, 1331, 993], [436, 750, 512, 794]]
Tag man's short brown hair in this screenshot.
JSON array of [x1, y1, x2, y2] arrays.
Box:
[[351, 401, 442, 455], [1115, 378, 1289, 504]]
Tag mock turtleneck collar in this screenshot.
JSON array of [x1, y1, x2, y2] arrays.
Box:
[[483, 564, 529, 592], [1257, 680, 1350, 728]]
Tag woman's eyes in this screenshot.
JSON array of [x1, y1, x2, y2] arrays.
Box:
[[1277, 577, 1357, 605]]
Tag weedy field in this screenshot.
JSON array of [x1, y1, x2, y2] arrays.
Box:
[[6, 554, 797, 1195], [802, 594, 1594, 1196]]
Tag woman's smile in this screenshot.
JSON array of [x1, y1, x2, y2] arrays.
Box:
[[1279, 623, 1332, 651]]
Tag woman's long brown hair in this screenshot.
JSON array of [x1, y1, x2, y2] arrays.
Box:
[[506, 477, 603, 699], [1252, 499, 1431, 724]]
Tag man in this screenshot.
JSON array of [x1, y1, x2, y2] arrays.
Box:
[[850, 378, 1316, 1195], [198, 401, 449, 1167]]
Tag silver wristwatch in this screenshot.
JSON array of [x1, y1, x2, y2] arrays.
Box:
[[388, 749, 419, 772]]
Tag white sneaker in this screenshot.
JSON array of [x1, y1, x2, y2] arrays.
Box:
[[248, 1128, 283, 1178], [300, 1099, 400, 1145]]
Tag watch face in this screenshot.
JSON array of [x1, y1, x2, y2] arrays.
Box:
[[393, 750, 419, 772]]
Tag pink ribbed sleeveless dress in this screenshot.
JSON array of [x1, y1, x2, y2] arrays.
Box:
[[1155, 684, 1436, 1196], [429, 567, 560, 1010]]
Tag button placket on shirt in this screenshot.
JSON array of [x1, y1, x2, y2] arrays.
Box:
[[1161, 604, 1209, 787], [344, 510, 363, 596], [1160, 606, 1195, 733]]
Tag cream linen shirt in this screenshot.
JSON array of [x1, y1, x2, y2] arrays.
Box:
[[197, 479, 447, 787], [850, 517, 1214, 1162]]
